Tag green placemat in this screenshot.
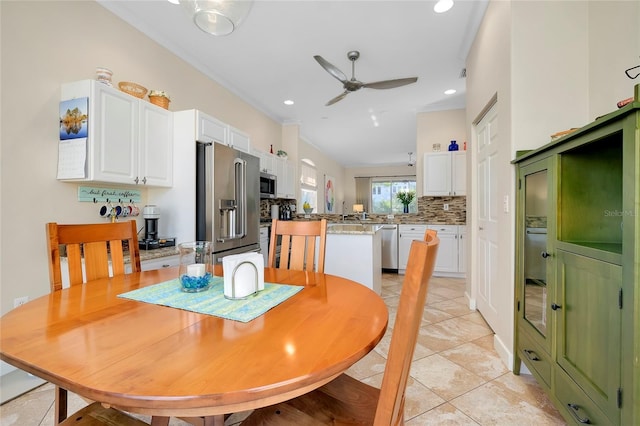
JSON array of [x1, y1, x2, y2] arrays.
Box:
[[118, 276, 303, 323]]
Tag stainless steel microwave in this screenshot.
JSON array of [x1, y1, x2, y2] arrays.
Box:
[[260, 172, 277, 199]]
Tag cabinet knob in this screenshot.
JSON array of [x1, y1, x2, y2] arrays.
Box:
[[142, 176, 147, 184], [541, 251, 550, 258], [134, 176, 139, 184], [551, 303, 562, 311]]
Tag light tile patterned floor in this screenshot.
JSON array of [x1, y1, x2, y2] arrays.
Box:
[[0, 274, 566, 425]]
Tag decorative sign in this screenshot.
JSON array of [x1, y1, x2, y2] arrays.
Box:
[[78, 186, 142, 203]]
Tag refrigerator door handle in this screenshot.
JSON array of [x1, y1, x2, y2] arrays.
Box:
[[235, 158, 247, 239]]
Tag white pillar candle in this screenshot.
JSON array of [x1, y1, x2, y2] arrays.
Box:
[[187, 263, 206, 277]]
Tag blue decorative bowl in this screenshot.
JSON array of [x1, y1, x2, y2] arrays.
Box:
[[180, 272, 213, 292]]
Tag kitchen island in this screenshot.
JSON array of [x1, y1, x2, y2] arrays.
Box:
[[323, 223, 382, 294]]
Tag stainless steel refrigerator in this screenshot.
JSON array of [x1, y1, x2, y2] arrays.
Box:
[[196, 142, 260, 263]]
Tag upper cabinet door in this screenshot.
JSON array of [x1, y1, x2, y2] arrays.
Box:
[[139, 102, 173, 187], [423, 151, 466, 196], [197, 112, 227, 144], [92, 82, 138, 184], [451, 151, 466, 196], [229, 127, 250, 153]]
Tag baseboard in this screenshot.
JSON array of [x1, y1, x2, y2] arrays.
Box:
[[493, 333, 514, 372]]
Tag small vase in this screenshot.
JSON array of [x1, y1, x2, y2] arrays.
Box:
[[403, 204, 409, 213]]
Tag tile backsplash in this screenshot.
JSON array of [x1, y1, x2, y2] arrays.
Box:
[[261, 196, 466, 224]]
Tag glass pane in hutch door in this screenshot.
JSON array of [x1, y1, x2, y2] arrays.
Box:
[[523, 170, 548, 336]]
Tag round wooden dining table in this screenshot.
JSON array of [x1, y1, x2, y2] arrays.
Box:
[[0, 267, 388, 419]]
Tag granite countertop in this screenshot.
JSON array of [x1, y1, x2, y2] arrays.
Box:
[[326, 223, 383, 235], [138, 246, 179, 262]]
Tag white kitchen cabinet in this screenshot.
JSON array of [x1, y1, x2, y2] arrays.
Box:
[[427, 225, 458, 274], [458, 225, 466, 273], [428, 224, 466, 278], [252, 148, 276, 175], [60, 80, 172, 187], [399, 224, 466, 277], [259, 226, 269, 265], [398, 224, 427, 274], [197, 111, 250, 153], [138, 101, 173, 186], [423, 151, 466, 196], [275, 157, 296, 199], [229, 127, 250, 153], [197, 111, 227, 144], [140, 254, 179, 271]]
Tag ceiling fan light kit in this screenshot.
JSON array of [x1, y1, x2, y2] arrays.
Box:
[[314, 50, 418, 106], [180, 0, 253, 36]]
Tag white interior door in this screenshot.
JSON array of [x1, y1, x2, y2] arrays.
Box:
[[475, 103, 500, 332]]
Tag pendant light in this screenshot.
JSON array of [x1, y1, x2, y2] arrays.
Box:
[[180, 0, 254, 36]]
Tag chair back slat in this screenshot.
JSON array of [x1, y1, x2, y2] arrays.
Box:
[[46, 221, 141, 292], [374, 235, 439, 425], [268, 219, 327, 273]]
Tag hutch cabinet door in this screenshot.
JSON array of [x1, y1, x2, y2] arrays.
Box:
[[555, 250, 622, 424], [516, 158, 555, 355]]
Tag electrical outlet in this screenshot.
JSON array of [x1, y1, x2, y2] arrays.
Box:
[[13, 296, 28, 308], [387, 214, 394, 219], [443, 204, 449, 211]]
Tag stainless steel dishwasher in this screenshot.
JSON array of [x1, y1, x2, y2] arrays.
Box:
[[380, 224, 398, 270]]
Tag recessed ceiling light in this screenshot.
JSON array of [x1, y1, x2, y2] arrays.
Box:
[[434, 0, 454, 13], [444, 89, 457, 95], [283, 100, 294, 106], [167, 0, 179, 4]]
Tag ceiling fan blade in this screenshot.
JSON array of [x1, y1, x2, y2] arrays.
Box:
[[363, 77, 418, 90], [314, 55, 348, 83], [326, 91, 349, 106]]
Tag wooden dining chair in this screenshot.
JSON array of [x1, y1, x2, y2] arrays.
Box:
[[424, 228, 438, 242], [269, 218, 327, 273], [47, 220, 142, 292], [46, 221, 147, 426], [240, 235, 440, 426]]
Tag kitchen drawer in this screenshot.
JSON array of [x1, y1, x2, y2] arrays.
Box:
[[399, 224, 428, 234], [141, 254, 179, 271], [554, 367, 613, 426], [518, 326, 551, 389], [427, 224, 457, 235]]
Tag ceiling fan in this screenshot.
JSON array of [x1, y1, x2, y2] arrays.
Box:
[[314, 51, 418, 106]]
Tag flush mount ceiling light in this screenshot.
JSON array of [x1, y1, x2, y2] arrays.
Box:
[[444, 89, 457, 95], [434, 0, 454, 13], [180, 0, 254, 36]]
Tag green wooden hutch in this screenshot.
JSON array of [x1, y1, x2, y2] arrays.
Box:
[[513, 85, 639, 425]]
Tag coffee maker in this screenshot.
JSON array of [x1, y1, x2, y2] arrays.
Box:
[[139, 205, 176, 250]]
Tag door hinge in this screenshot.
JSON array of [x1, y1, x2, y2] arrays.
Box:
[[517, 300, 520, 311], [617, 387, 622, 408], [618, 288, 623, 309], [518, 179, 522, 189]]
